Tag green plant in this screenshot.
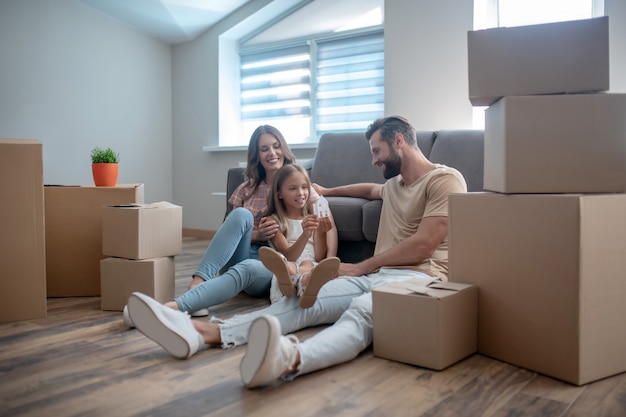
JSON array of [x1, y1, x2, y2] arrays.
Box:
[[90, 147, 119, 164]]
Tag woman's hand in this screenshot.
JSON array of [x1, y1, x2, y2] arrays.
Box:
[[257, 216, 279, 240]]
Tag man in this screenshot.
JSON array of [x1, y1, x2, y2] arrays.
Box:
[[126, 115, 467, 388]]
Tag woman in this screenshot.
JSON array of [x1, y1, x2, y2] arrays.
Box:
[[123, 125, 320, 326]]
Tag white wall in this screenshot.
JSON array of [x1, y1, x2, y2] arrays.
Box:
[[0, 0, 173, 204], [385, 0, 475, 129], [607, 0, 626, 93]]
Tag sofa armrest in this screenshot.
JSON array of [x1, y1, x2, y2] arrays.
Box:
[[226, 167, 245, 217]]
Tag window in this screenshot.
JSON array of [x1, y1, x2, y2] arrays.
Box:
[[472, 0, 601, 128], [239, 29, 383, 145]]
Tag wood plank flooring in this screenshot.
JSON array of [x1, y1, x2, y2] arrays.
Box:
[[1, 237, 625, 417]]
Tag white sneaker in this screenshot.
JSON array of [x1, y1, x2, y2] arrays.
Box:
[[122, 305, 134, 328], [127, 292, 204, 359], [240, 315, 299, 388]]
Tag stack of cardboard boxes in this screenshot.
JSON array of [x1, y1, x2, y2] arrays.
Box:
[[450, 16, 626, 385], [0, 138, 182, 322], [100, 202, 182, 311], [0, 138, 147, 323], [45, 184, 145, 296]]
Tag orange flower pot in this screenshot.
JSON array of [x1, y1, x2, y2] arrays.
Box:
[[92, 163, 119, 187]]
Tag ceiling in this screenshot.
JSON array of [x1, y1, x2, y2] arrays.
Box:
[[78, 0, 252, 44], [78, 0, 383, 45]]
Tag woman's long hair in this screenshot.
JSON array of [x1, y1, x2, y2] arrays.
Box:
[[264, 164, 310, 238]]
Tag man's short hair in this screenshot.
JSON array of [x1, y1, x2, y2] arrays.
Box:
[[365, 116, 417, 147]]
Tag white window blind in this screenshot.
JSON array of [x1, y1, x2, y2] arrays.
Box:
[[240, 30, 383, 144], [316, 31, 384, 137], [241, 44, 311, 121]]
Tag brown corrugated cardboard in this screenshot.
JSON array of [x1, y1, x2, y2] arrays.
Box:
[[100, 256, 175, 311], [0, 139, 47, 322], [373, 280, 477, 371], [468, 16, 609, 106], [449, 192, 626, 385], [102, 202, 182, 260], [484, 94, 626, 194], [45, 184, 144, 297]]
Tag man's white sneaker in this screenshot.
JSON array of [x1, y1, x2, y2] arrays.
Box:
[[240, 315, 299, 388], [122, 305, 134, 328], [127, 292, 204, 359]]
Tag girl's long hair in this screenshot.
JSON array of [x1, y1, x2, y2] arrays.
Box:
[[243, 125, 296, 199], [264, 164, 311, 238]]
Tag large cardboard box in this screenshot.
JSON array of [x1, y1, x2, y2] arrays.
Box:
[[102, 202, 182, 260], [372, 280, 477, 371], [468, 16, 609, 106], [0, 139, 47, 322], [449, 192, 626, 385], [100, 256, 175, 311], [45, 184, 144, 296], [484, 94, 626, 194]]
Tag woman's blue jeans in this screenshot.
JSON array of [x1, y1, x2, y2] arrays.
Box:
[[174, 208, 272, 312]]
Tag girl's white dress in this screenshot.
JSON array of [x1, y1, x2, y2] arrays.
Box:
[[269, 217, 316, 303]]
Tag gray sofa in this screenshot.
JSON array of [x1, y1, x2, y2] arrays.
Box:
[[226, 130, 484, 263]]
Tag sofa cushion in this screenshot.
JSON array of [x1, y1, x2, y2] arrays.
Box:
[[326, 196, 370, 241], [416, 130, 437, 158], [362, 199, 382, 242], [429, 130, 485, 192], [311, 133, 384, 187]]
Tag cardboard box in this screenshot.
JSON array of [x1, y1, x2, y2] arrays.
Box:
[[449, 192, 626, 385], [0, 139, 47, 322], [468, 16, 609, 106], [100, 257, 175, 311], [373, 280, 477, 371], [45, 184, 144, 296], [102, 202, 182, 260], [484, 94, 626, 194]]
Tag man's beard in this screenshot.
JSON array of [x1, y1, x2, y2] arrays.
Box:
[[382, 152, 402, 179]]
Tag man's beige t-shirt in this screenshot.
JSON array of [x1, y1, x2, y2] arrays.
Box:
[[375, 164, 467, 281]]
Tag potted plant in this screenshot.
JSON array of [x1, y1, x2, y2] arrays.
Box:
[[90, 146, 120, 186]]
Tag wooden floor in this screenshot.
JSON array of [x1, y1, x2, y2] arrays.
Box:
[[1, 237, 625, 417]]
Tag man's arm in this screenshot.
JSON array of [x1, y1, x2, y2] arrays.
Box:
[[313, 183, 383, 200], [338, 216, 448, 277]]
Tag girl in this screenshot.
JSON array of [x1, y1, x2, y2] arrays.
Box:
[[258, 164, 339, 308]]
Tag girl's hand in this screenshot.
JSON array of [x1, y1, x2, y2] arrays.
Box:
[[316, 216, 333, 234], [258, 216, 279, 240], [301, 214, 319, 237]]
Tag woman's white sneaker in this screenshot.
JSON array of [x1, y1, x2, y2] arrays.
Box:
[[127, 292, 204, 359]]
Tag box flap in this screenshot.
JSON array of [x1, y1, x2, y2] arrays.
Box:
[[375, 279, 470, 299], [105, 201, 181, 210]]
